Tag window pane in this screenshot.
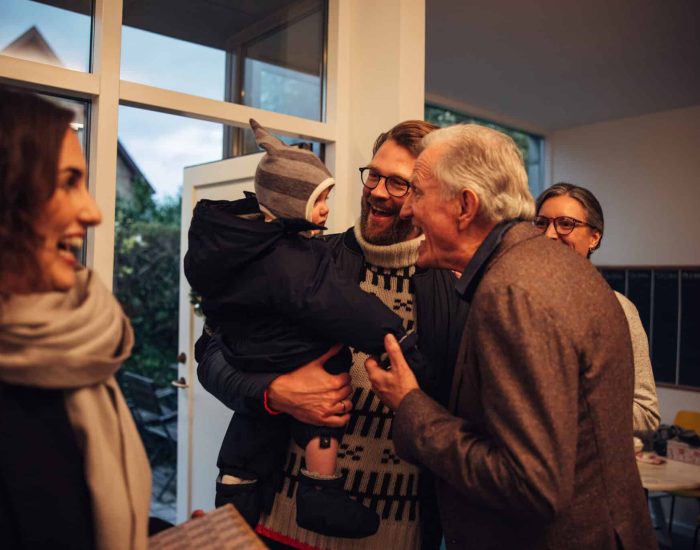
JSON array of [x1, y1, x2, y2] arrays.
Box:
[[425, 104, 545, 196], [242, 7, 324, 120], [114, 106, 225, 521], [627, 269, 652, 335], [120, 0, 326, 122], [120, 26, 225, 100], [0, 0, 91, 72], [600, 269, 626, 295], [679, 270, 700, 387], [651, 270, 679, 384]]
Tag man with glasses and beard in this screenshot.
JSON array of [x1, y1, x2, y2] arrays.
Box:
[[196, 120, 468, 549]]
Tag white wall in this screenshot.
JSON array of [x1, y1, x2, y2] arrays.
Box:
[[549, 104, 700, 266], [549, 105, 700, 476], [325, 0, 426, 233], [657, 387, 700, 425]]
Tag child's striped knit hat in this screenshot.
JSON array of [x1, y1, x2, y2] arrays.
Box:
[[250, 119, 334, 222]]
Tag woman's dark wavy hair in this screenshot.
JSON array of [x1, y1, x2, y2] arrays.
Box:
[[0, 86, 74, 295]]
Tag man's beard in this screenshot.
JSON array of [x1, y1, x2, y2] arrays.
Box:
[[360, 200, 416, 245]]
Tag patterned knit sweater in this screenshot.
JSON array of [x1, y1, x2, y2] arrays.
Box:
[[257, 223, 425, 550]]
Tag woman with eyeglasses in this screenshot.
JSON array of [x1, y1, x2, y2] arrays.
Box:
[[0, 86, 151, 549], [534, 182, 660, 432]]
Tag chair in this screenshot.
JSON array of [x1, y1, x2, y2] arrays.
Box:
[[675, 411, 700, 435], [121, 371, 178, 501]]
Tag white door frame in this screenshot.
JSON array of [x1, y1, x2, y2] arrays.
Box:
[[176, 153, 263, 522]]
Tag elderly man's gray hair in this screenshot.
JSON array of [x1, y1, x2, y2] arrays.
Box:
[[422, 124, 535, 223]]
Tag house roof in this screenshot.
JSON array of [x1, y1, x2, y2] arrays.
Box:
[[117, 141, 149, 185], [2, 26, 62, 66]]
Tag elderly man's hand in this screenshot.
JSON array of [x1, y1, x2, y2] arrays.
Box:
[[267, 344, 352, 427], [365, 334, 419, 411]]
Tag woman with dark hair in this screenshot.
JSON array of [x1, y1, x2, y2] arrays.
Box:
[[534, 182, 660, 432], [0, 86, 151, 550]]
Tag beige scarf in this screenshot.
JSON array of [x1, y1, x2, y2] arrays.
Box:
[[0, 269, 152, 550]]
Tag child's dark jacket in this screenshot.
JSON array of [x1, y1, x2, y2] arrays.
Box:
[[184, 196, 412, 373]]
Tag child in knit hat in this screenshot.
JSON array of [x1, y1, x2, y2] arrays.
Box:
[[184, 120, 431, 539]]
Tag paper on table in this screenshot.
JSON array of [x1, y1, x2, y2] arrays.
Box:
[[636, 452, 666, 465]]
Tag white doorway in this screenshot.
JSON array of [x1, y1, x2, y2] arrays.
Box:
[[175, 152, 263, 522]]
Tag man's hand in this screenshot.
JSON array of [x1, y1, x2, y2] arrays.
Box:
[[365, 334, 420, 410], [266, 344, 352, 427]]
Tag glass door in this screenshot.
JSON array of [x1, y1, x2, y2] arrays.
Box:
[[113, 107, 230, 523]]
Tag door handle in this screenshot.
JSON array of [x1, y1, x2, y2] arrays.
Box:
[[171, 376, 189, 389]]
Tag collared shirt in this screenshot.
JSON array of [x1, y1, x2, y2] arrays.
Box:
[[454, 219, 520, 303]]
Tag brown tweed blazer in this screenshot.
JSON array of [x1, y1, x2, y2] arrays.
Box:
[[394, 223, 656, 549]]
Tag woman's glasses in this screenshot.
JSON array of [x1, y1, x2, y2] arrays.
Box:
[[532, 215, 591, 236]]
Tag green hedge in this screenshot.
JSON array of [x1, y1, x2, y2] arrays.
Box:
[[113, 177, 180, 387]]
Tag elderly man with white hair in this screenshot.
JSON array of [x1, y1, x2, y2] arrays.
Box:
[[366, 124, 656, 550]]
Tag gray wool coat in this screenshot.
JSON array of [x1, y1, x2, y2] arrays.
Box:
[[394, 222, 656, 550]]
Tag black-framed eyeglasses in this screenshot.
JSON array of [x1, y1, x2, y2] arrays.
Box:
[[359, 167, 410, 197], [532, 215, 591, 236]]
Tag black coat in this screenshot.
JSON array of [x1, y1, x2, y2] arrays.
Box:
[[0, 383, 95, 550], [184, 197, 412, 374]]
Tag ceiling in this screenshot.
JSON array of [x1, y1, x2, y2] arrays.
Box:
[[37, 0, 700, 132], [42, 0, 307, 48], [425, 0, 700, 132], [40, 0, 322, 73]]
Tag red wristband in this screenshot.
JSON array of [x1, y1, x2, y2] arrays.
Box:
[[263, 389, 281, 415]]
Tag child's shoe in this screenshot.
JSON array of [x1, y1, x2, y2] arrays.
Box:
[[215, 475, 261, 528], [296, 470, 380, 538]]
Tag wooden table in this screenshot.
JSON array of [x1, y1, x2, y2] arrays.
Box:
[[638, 456, 700, 546], [637, 456, 700, 492]]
